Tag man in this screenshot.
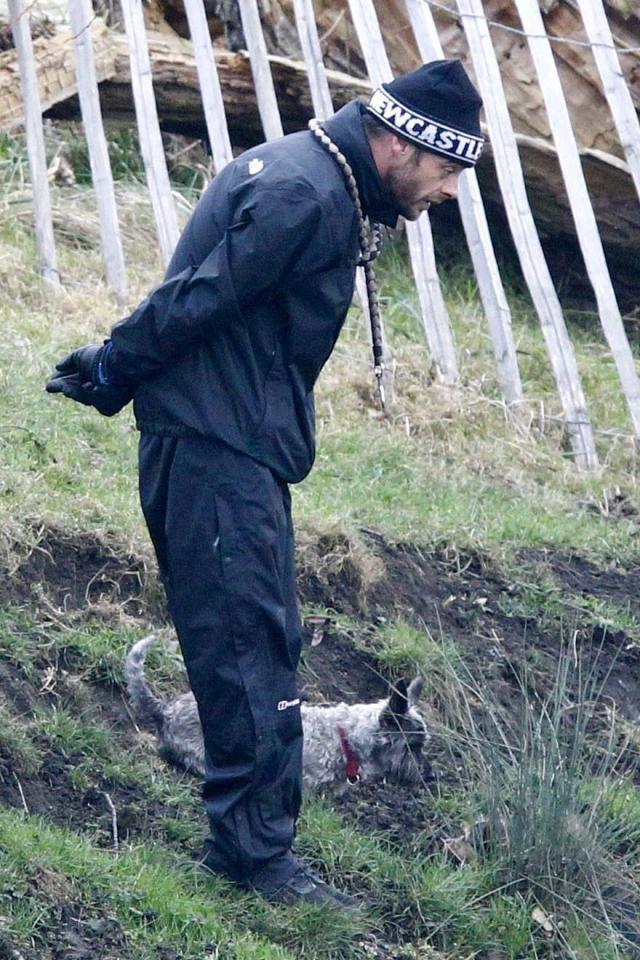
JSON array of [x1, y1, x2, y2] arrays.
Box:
[[47, 60, 483, 906]]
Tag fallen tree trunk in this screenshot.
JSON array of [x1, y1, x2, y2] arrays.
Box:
[[106, 36, 370, 143], [1, 5, 639, 307], [3, 0, 638, 158], [474, 135, 640, 308], [0, 19, 117, 131], [2, 19, 632, 252], [0, 23, 370, 143], [263, 0, 640, 161]]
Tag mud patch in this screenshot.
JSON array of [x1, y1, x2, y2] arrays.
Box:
[[300, 622, 387, 703], [0, 744, 198, 857], [331, 780, 437, 849], [0, 662, 198, 852], [0, 893, 148, 960], [31, 907, 129, 960], [0, 657, 36, 715], [1, 526, 151, 617], [302, 533, 640, 722], [533, 550, 640, 620]]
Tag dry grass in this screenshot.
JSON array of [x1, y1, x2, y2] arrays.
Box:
[[2, 170, 638, 577]]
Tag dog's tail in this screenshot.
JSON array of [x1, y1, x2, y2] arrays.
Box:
[[123, 635, 166, 730]]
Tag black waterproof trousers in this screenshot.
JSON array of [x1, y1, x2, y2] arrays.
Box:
[[138, 434, 304, 888]]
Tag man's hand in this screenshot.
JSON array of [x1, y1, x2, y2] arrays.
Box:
[[46, 344, 133, 417]]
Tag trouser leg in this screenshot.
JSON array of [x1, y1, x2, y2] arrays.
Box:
[[138, 434, 303, 886]]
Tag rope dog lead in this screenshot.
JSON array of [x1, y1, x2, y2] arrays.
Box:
[[309, 118, 387, 409]]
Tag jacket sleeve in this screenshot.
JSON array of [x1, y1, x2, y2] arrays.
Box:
[[108, 184, 325, 384]]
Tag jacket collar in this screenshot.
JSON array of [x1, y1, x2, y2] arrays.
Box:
[[321, 100, 399, 228]]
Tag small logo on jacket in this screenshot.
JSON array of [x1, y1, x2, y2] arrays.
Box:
[[248, 158, 264, 175], [277, 698, 300, 711]]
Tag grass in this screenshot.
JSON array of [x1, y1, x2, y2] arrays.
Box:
[[364, 618, 459, 704], [2, 153, 640, 568], [427, 636, 640, 956], [0, 811, 297, 960], [4, 612, 639, 957], [2, 125, 640, 958], [55, 622, 183, 688], [4, 607, 640, 956], [0, 700, 44, 775]]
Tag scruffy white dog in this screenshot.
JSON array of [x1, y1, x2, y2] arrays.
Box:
[[124, 635, 430, 790]]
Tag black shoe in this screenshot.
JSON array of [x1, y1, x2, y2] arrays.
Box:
[[256, 863, 360, 908], [196, 843, 242, 884]]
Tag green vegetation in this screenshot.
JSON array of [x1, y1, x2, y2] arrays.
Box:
[[1, 126, 640, 958], [0, 700, 44, 774], [0, 812, 297, 959], [435, 640, 640, 953]]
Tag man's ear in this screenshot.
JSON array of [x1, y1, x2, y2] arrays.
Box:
[[389, 134, 416, 160]]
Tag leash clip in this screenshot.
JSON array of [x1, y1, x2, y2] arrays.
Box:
[[374, 363, 386, 410]]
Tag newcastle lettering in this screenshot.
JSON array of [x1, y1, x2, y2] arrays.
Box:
[[368, 87, 484, 165]]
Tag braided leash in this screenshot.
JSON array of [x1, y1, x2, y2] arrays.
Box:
[[309, 118, 387, 408]]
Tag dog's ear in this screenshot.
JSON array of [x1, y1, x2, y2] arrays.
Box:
[[407, 677, 424, 706], [385, 678, 409, 718]]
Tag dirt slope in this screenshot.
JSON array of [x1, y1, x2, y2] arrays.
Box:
[[1, 525, 639, 956]]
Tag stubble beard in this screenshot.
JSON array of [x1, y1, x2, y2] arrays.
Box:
[[382, 164, 426, 222]]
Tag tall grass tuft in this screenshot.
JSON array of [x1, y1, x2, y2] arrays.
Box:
[[432, 632, 640, 956]]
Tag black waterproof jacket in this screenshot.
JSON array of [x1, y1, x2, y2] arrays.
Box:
[[109, 101, 399, 483]]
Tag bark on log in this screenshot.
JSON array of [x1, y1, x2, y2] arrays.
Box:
[[475, 134, 640, 307], [0, 19, 117, 130], [267, 0, 640, 161], [2, 0, 638, 157], [0, 25, 370, 144], [1, 1, 638, 306]]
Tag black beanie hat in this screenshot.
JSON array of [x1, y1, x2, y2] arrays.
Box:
[[366, 59, 484, 167]]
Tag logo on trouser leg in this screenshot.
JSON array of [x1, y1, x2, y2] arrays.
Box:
[[277, 698, 300, 711]]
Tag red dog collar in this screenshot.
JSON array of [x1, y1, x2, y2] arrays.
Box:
[[336, 725, 361, 783]]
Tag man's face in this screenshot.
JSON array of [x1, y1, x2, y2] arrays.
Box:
[[382, 144, 464, 220]]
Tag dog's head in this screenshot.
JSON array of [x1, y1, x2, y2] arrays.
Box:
[[370, 677, 432, 785]]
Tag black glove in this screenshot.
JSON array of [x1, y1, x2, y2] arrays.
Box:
[[46, 344, 133, 417]]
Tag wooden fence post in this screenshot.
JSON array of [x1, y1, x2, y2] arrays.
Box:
[[291, 0, 394, 397], [456, 0, 598, 469], [575, 0, 640, 203], [119, 0, 179, 266], [514, 0, 640, 441], [403, 0, 523, 410], [236, 0, 284, 140], [292, 0, 333, 121], [8, 0, 60, 289], [69, 0, 128, 304], [347, 0, 459, 385], [182, 0, 233, 172]]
